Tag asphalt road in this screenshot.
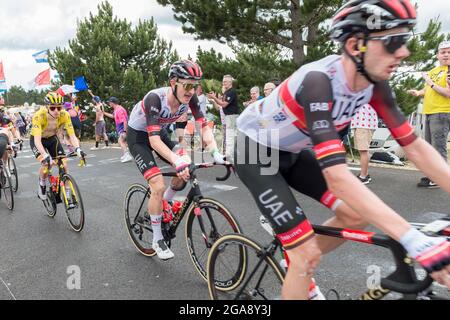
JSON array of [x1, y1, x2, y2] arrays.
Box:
[[0, 143, 449, 300]]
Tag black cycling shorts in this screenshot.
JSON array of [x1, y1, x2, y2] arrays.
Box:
[[127, 127, 176, 181], [176, 121, 188, 129], [234, 131, 341, 250], [0, 133, 8, 159], [30, 135, 65, 161]]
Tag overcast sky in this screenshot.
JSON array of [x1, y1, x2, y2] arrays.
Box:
[[1, 0, 449, 89]]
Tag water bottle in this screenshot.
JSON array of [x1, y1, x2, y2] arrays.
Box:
[[50, 175, 58, 192], [162, 200, 173, 223], [171, 201, 183, 215]]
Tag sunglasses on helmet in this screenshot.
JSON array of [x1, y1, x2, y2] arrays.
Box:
[[176, 81, 199, 91], [367, 33, 411, 54]]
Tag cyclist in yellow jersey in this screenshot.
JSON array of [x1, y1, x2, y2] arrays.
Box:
[[30, 92, 85, 200]]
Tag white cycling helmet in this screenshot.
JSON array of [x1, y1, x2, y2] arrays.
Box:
[[438, 40, 450, 50]]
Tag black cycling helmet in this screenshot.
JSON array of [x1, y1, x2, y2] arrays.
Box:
[[330, 0, 416, 83], [168, 60, 203, 81]]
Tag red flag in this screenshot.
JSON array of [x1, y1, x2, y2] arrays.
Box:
[[0, 61, 5, 81], [35, 68, 51, 86]]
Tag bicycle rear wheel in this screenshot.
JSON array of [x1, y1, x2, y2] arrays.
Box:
[[7, 156, 18, 192], [207, 234, 285, 300], [185, 198, 243, 285], [1, 171, 14, 210], [124, 184, 156, 256], [62, 174, 85, 232]]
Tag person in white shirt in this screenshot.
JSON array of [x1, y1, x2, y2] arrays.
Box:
[[351, 104, 379, 184]]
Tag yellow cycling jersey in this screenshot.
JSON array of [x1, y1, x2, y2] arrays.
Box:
[[423, 65, 450, 115], [31, 107, 75, 137]]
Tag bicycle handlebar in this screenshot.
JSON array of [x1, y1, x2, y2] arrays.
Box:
[[381, 274, 434, 294], [161, 162, 234, 181]]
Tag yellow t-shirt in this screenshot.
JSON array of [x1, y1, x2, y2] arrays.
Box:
[[31, 107, 75, 137], [423, 65, 450, 114]]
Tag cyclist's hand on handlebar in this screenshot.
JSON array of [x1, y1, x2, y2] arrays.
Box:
[[40, 153, 51, 166], [75, 147, 86, 158], [174, 155, 191, 182], [211, 148, 225, 165]]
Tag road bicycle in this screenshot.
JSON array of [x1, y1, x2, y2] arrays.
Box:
[[40, 155, 86, 232], [124, 162, 242, 282], [207, 213, 450, 300]]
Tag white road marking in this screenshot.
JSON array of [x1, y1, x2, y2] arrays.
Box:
[[0, 276, 16, 300]]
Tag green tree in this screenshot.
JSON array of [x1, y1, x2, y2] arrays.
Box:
[[49, 1, 178, 110], [157, 0, 343, 66], [197, 45, 295, 113]]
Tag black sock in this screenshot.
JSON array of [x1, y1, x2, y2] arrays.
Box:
[[96, 141, 99, 148], [105, 140, 109, 146]]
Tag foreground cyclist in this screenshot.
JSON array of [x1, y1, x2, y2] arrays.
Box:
[[30, 92, 86, 201], [127, 60, 224, 260], [235, 0, 450, 299]]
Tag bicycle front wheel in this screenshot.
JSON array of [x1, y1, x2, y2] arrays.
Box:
[[62, 174, 85, 232], [7, 157, 18, 192], [185, 198, 243, 284], [124, 184, 155, 256], [1, 171, 14, 210], [207, 234, 285, 300]]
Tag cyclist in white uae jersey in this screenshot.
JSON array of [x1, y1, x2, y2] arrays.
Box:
[[127, 60, 224, 260], [235, 0, 450, 300]]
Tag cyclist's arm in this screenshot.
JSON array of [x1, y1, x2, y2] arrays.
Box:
[[371, 81, 450, 193], [298, 72, 410, 239], [144, 94, 179, 165], [190, 95, 218, 152]]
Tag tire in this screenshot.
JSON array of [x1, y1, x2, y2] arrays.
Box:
[[7, 157, 18, 192], [2, 171, 14, 210], [44, 189, 57, 218], [207, 234, 285, 300], [185, 198, 243, 285], [124, 184, 156, 257], [62, 174, 85, 232]]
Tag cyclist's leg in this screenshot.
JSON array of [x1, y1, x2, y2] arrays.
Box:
[[284, 149, 368, 254], [158, 128, 186, 201], [30, 136, 54, 199], [234, 133, 320, 300], [127, 127, 173, 259], [0, 134, 7, 163]]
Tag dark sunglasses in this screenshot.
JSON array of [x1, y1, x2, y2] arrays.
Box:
[[176, 82, 199, 91], [49, 106, 63, 111], [367, 33, 411, 54]]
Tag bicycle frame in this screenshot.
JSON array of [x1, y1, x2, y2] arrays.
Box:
[[133, 163, 233, 244], [46, 157, 79, 208], [234, 222, 448, 300]]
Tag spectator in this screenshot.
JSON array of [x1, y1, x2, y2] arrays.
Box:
[[351, 104, 378, 184], [104, 97, 133, 163], [196, 84, 208, 117], [408, 40, 450, 188], [243, 86, 263, 107], [15, 112, 26, 137], [90, 97, 110, 150], [263, 82, 276, 97], [207, 75, 239, 160]]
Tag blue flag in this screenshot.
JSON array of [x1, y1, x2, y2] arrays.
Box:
[[32, 50, 49, 63], [74, 76, 89, 91]]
